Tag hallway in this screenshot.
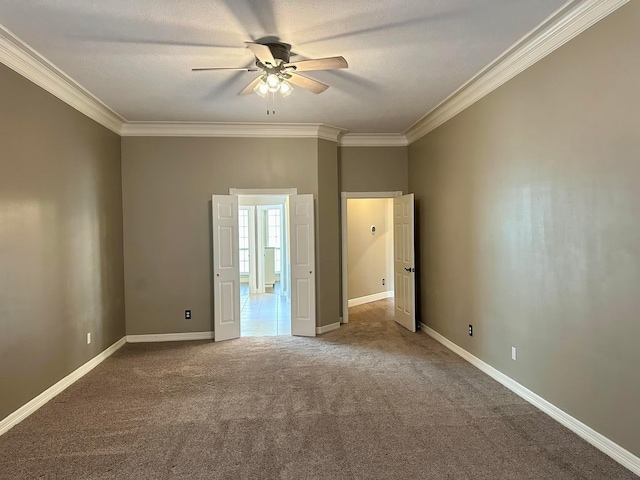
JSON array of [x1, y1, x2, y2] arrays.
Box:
[[240, 283, 291, 336]]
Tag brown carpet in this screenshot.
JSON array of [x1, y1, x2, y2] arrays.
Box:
[[0, 299, 636, 479]]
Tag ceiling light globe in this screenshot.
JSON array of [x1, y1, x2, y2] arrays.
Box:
[[266, 73, 280, 92], [254, 80, 269, 97], [280, 80, 293, 97]]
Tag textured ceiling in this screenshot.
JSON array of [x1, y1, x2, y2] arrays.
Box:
[[0, 0, 567, 133]]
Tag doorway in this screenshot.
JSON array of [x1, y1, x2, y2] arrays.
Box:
[[212, 190, 317, 341], [238, 195, 290, 336], [341, 191, 416, 331], [342, 193, 397, 324]]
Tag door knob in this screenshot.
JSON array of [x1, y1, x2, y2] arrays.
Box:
[[216, 273, 220, 277]]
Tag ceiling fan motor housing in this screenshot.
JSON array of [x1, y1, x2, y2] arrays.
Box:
[[256, 42, 291, 69]]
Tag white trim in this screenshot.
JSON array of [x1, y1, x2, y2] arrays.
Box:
[[348, 291, 394, 307], [248, 206, 258, 294], [120, 122, 345, 140], [318, 125, 344, 142], [0, 24, 126, 134], [341, 191, 403, 199], [339, 134, 408, 147], [316, 322, 341, 335], [256, 205, 267, 293], [404, 0, 629, 144], [125, 332, 214, 343], [0, 336, 126, 437], [341, 191, 402, 324], [421, 324, 640, 476], [230, 188, 298, 196]]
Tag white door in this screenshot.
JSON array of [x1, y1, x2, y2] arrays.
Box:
[[393, 194, 416, 332], [289, 194, 316, 336], [212, 195, 241, 341]]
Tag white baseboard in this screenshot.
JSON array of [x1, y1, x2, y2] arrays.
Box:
[[126, 331, 215, 343], [348, 291, 393, 307], [420, 323, 640, 476], [316, 322, 341, 335], [0, 336, 127, 437]]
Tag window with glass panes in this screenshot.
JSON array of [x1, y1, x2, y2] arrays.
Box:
[[238, 208, 250, 274], [266, 208, 281, 273]]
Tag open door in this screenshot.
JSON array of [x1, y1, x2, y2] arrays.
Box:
[[289, 194, 316, 336], [212, 195, 241, 341], [393, 194, 416, 332]]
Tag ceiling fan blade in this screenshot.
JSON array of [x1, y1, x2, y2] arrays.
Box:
[[192, 67, 260, 72], [238, 76, 264, 95], [287, 73, 329, 94], [284, 56, 348, 72], [246, 42, 277, 66]]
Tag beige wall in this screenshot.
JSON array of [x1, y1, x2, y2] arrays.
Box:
[[0, 64, 125, 421], [337, 146, 407, 316], [339, 146, 408, 193], [408, 2, 640, 457], [121, 136, 346, 334], [317, 139, 341, 326], [347, 199, 393, 300]]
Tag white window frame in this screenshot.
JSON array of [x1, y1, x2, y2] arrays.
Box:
[[238, 206, 257, 293], [266, 206, 283, 274]]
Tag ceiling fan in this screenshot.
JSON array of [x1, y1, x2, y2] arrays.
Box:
[[192, 42, 348, 97]]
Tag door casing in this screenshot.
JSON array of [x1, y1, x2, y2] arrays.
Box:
[[223, 188, 307, 336], [340, 191, 403, 324]]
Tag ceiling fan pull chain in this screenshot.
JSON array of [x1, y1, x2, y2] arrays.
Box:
[[266, 91, 275, 116]]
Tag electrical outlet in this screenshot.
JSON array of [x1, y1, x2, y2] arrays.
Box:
[[468, 325, 473, 336], [512, 346, 517, 361], [86, 332, 91, 345], [185, 310, 191, 320], [382, 278, 385, 286]]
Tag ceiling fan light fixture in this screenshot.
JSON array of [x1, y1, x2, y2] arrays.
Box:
[[279, 80, 293, 97], [266, 73, 280, 92], [254, 78, 269, 97]]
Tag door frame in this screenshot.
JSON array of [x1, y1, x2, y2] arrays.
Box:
[[256, 205, 266, 293], [341, 191, 403, 324], [255, 204, 285, 293], [230, 188, 298, 196]]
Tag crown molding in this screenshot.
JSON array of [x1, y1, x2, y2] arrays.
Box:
[[120, 121, 346, 140], [318, 124, 345, 142], [339, 134, 408, 147], [0, 24, 126, 134], [404, 0, 630, 145]]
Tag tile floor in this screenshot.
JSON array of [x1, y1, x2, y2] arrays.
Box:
[[240, 282, 291, 336]]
